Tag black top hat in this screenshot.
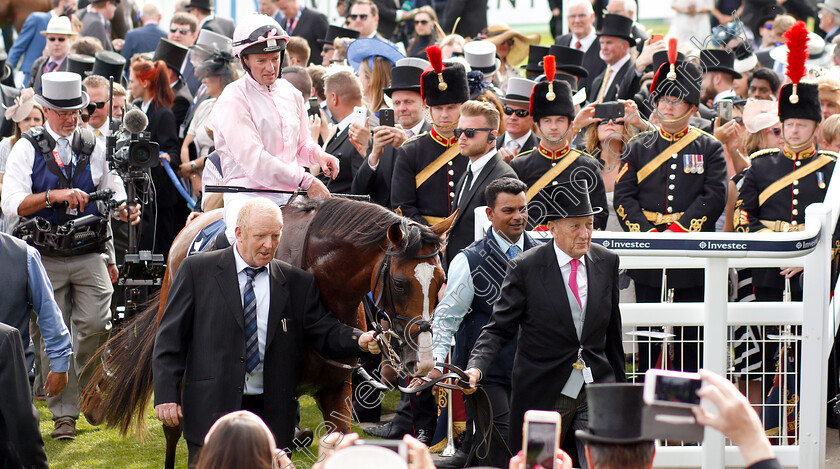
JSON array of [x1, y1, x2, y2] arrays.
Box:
[[186, 0, 213, 11], [384, 64, 425, 96], [548, 45, 588, 78], [421, 46, 469, 106], [531, 78, 575, 121], [758, 5, 786, 28], [649, 50, 685, 74], [90, 50, 126, 81], [700, 49, 742, 79], [576, 384, 651, 444], [520, 45, 549, 72], [320, 25, 360, 45], [541, 180, 604, 221], [67, 54, 95, 79], [597, 14, 635, 44], [153, 38, 190, 74], [779, 82, 821, 122], [650, 60, 702, 107]]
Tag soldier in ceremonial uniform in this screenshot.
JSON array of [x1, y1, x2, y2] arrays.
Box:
[[510, 56, 608, 229], [391, 45, 469, 225], [613, 44, 727, 372]]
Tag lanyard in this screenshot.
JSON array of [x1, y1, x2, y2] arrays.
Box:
[[285, 6, 304, 35], [51, 148, 75, 182]]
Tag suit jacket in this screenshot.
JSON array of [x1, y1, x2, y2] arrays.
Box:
[[587, 57, 640, 104], [372, 0, 402, 40], [143, 101, 181, 208], [80, 11, 113, 51], [6, 12, 50, 85], [555, 33, 606, 95], [172, 79, 194, 132], [319, 125, 365, 194], [0, 85, 20, 138], [445, 153, 517, 266], [153, 247, 364, 450], [202, 16, 236, 38], [0, 323, 48, 469], [496, 132, 539, 155], [28, 55, 70, 93], [467, 241, 625, 452], [277, 8, 330, 65], [441, 0, 488, 39], [121, 23, 168, 66], [352, 121, 432, 208]]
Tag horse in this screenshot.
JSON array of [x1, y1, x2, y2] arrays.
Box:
[[0, 0, 51, 33], [83, 196, 453, 468]]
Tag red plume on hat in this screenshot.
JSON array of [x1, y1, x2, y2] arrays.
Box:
[[425, 45, 448, 91], [783, 21, 809, 103], [543, 55, 556, 101], [666, 37, 678, 81]]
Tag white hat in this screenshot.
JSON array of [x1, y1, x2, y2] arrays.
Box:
[[464, 40, 500, 76], [395, 57, 430, 70], [35, 72, 90, 111], [40, 16, 77, 37], [501, 77, 535, 106], [819, 0, 840, 15], [742, 99, 779, 133], [770, 32, 833, 67]]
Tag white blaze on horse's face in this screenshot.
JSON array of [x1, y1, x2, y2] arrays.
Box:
[[413, 262, 437, 375]]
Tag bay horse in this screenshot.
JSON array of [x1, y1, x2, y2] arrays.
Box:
[[84, 197, 452, 468]]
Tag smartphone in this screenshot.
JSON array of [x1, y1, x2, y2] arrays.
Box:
[[379, 108, 395, 127], [308, 97, 320, 117], [651, 33, 664, 43], [643, 369, 703, 408], [594, 102, 625, 122], [352, 105, 367, 125], [523, 410, 561, 469], [718, 100, 733, 125], [352, 439, 408, 460]]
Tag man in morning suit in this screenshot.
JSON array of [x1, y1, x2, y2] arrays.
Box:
[[464, 180, 626, 468], [444, 100, 517, 267], [587, 14, 641, 104], [274, 0, 330, 64], [120, 3, 168, 64], [496, 78, 539, 163], [320, 70, 367, 194], [153, 198, 381, 461], [555, 0, 606, 96]]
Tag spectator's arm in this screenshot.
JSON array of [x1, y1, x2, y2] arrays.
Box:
[[26, 246, 72, 373], [7, 15, 38, 71]]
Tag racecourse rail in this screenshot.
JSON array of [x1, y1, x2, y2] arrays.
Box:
[[472, 169, 840, 468]]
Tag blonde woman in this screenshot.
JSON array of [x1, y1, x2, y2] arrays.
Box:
[[346, 37, 405, 114]]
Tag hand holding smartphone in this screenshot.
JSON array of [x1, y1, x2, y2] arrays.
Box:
[[643, 369, 703, 408], [523, 410, 562, 469]]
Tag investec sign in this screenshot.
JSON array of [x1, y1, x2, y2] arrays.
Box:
[[590, 234, 820, 253]]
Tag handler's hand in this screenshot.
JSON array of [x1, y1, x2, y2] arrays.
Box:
[[358, 331, 381, 354], [410, 367, 442, 396], [461, 367, 481, 395], [44, 371, 68, 397], [306, 178, 331, 199], [316, 151, 340, 179], [155, 403, 183, 427], [780, 266, 803, 278]]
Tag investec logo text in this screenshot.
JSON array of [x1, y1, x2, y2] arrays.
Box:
[[600, 240, 650, 249], [698, 241, 747, 250]]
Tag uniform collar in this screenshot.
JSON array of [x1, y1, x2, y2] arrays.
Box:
[[783, 144, 817, 160], [538, 143, 571, 160], [659, 126, 690, 141], [430, 126, 457, 147]]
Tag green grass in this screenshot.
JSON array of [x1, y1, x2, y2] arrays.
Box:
[[38, 390, 403, 468]]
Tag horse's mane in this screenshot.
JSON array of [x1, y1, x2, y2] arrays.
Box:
[[295, 197, 443, 259]]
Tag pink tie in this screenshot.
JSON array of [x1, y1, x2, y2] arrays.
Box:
[[575, 40, 582, 50], [45, 61, 58, 73], [569, 259, 582, 308]]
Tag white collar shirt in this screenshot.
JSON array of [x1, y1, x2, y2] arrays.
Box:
[[553, 241, 588, 311], [233, 243, 271, 395]]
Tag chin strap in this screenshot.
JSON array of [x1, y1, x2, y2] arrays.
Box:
[[538, 122, 572, 146], [654, 106, 696, 124], [433, 121, 458, 132]]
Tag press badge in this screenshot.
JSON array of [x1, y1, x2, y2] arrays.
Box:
[[582, 366, 594, 384]]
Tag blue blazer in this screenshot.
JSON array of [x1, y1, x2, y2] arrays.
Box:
[[121, 23, 167, 68], [7, 12, 51, 85]]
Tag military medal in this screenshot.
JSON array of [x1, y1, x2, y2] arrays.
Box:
[[683, 154, 691, 173], [696, 154, 704, 174], [818, 171, 826, 189]]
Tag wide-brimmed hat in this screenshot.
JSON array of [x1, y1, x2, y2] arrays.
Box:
[[90, 50, 126, 81], [346, 37, 405, 74], [67, 54, 95, 78], [153, 38, 190, 74], [700, 49, 742, 79], [501, 77, 535, 106], [597, 14, 635, 44], [320, 25, 360, 45], [4, 88, 36, 122], [742, 99, 779, 133], [383, 57, 429, 96], [576, 384, 651, 444], [548, 45, 588, 78], [479, 24, 540, 66], [35, 72, 90, 111], [770, 32, 834, 68], [819, 0, 840, 16], [819, 77, 840, 108], [40, 16, 77, 37], [463, 40, 500, 76], [542, 180, 604, 221], [520, 44, 549, 72]]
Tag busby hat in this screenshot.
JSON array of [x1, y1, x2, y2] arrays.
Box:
[[597, 14, 635, 44], [421, 46, 469, 106], [35, 72, 90, 111], [576, 384, 651, 444], [383, 58, 429, 96], [778, 21, 821, 122], [530, 55, 575, 121], [650, 39, 702, 107], [66, 54, 95, 79], [520, 45, 549, 72], [542, 180, 603, 221], [548, 45, 588, 78], [153, 38, 190, 74], [700, 49, 742, 79], [90, 50, 126, 81], [319, 25, 360, 44]]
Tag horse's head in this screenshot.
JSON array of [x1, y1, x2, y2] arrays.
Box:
[[372, 214, 455, 378]]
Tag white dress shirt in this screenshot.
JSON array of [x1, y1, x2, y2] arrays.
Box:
[[233, 244, 271, 395], [601, 53, 631, 100], [572, 30, 598, 53], [553, 241, 587, 312], [457, 149, 497, 206]]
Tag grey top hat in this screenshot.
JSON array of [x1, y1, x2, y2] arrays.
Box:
[[820, 0, 840, 15], [501, 77, 536, 106], [464, 40, 500, 76], [194, 29, 233, 56], [35, 72, 90, 111]]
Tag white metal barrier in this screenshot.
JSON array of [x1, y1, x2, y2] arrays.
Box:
[[472, 173, 839, 468]]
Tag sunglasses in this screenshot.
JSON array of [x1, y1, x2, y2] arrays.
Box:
[[414, 19, 430, 25], [348, 14, 369, 20], [453, 127, 493, 138], [598, 119, 625, 126], [86, 100, 109, 113], [765, 127, 782, 136], [47, 37, 67, 42], [503, 106, 529, 117], [170, 26, 192, 35]]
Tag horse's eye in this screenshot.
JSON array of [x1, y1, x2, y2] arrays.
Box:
[[393, 279, 407, 292]]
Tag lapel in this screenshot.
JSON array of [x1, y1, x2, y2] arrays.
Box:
[[579, 246, 603, 343], [453, 154, 500, 226], [215, 248, 245, 332], [265, 260, 289, 350], [608, 60, 632, 100], [327, 125, 349, 153], [537, 242, 576, 334]]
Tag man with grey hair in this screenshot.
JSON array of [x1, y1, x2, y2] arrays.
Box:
[[555, 0, 606, 95], [605, 0, 648, 52], [820, 1, 840, 43]]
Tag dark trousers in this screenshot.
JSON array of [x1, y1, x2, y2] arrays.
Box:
[[388, 375, 437, 434], [553, 388, 589, 469], [635, 285, 704, 373], [462, 382, 511, 468], [187, 393, 267, 465]]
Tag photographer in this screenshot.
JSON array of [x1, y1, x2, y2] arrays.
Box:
[[0, 71, 139, 440]]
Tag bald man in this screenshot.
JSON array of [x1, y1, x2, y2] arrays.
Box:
[[120, 3, 168, 60]]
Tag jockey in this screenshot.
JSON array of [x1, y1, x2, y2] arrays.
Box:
[[211, 14, 339, 242]]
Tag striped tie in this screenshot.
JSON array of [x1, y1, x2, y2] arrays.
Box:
[[243, 266, 265, 374]]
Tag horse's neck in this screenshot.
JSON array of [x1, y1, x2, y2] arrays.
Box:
[[307, 242, 380, 314]]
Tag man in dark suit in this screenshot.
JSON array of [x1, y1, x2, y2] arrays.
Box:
[[274, 0, 330, 64], [153, 198, 380, 461], [605, 0, 648, 53], [555, 0, 606, 95], [352, 57, 430, 207], [28, 16, 75, 93], [79, 0, 118, 52], [496, 78, 539, 163], [464, 181, 625, 467], [587, 14, 641, 104], [442, 0, 488, 39], [321, 70, 367, 194], [120, 3, 168, 64], [186, 0, 236, 38], [445, 100, 518, 267]]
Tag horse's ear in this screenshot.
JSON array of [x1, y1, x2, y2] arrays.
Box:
[[387, 222, 405, 247], [431, 210, 458, 235]]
